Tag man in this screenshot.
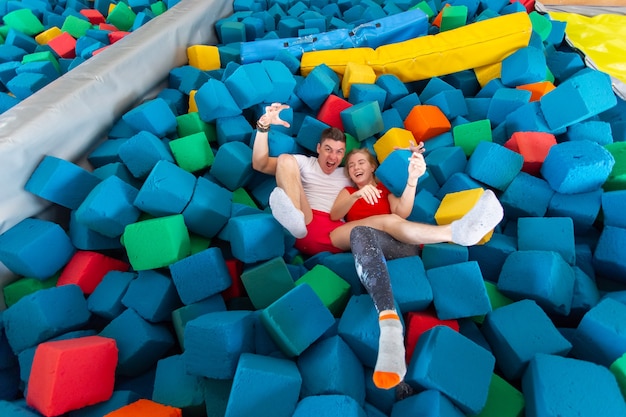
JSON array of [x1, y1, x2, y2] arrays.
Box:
[[251, 102, 354, 255]]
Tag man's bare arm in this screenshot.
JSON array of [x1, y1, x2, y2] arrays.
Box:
[[251, 103, 290, 175]]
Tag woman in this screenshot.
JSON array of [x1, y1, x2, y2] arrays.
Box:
[[327, 147, 502, 391], [328, 147, 426, 391]]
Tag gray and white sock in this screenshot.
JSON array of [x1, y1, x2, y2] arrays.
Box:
[[451, 189, 504, 246], [269, 187, 307, 238]]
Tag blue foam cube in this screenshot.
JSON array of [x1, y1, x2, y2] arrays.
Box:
[[87, 270, 136, 320], [171, 296, 227, 350], [99, 308, 174, 377], [424, 145, 467, 186], [547, 188, 602, 234], [187, 310, 256, 379], [467, 233, 517, 283], [122, 97, 177, 137], [571, 297, 626, 367], [118, 131, 175, 179], [426, 261, 491, 319], [169, 247, 232, 305], [337, 295, 379, 368], [134, 160, 196, 217], [498, 250, 575, 316], [195, 78, 242, 123], [406, 325, 495, 415], [24, 155, 101, 210], [0, 218, 75, 280], [295, 64, 339, 110], [210, 141, 254, 191], [601, 190, 626, 229], [593, 225, 626, 281], [482, 299, 572, 380], [182, 176, 233, 238], [540, 69, 617, 131], [292, 395, 367, 417], [74, 175, 140, 238], [517, 217, 576, 265], [224, 62, 273, 109], [121, 269, 181, 323], [541, 139, 615, 194], [388, 256, 433, 313], [341, 100, 384, 141], [2, 285, 90, 354], [228, 213, 285, 263], [261, 284, 335, 357], [421, 242, 469, 271], [225, 352, 302, 417], [500, 172, 555, 219], [152, 354, 206, 412], [297, 335, 365, 405], [465, 141, 524, 191], [522, 353, 626, 417], [391, 389, 465, 417], [500, 46, 547, 87]]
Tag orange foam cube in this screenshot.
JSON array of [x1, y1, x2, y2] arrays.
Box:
[[26, 336, 118, 417], [516, 81, 556, 102], [404, 105, 451, 142], [104, 399, 182, 416], [504, 131, 557, 176]]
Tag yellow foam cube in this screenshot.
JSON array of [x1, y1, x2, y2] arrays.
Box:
[[474, 61, 502, 88], [35, 27, 62, 45], [373, 128, 415, 163], [188, 90, 198, 113], [341, 62, 376, 98], [187, 45, 221, 71], [435, 188, 493, 244]]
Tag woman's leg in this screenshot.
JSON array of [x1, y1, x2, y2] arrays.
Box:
[[350, 226, 419, 390], [330, 189, 504, 250]]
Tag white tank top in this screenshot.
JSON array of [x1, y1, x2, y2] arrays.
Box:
[[294, 155, 352, 213]]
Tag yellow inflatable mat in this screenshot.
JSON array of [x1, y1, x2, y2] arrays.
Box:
[[300, 12, 533, 83]]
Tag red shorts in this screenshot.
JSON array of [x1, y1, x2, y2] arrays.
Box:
[[294, 210, 345, 256]]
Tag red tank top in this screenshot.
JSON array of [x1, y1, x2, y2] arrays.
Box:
[[345, 182, 392, 222]]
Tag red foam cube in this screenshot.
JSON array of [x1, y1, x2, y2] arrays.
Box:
[[221, 258, 245, 301], [504, 131, 557, 176], [80, 9, 106, 25], [405, 310, 459, 363], [57, 250, 129, 295], [109, 31, 131, 44], [26, 336, 118, 417], [317, 94, 353, 130], [47, 32, 77, 59]]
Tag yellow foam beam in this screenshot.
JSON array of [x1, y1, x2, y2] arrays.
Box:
[[301, 12, 532, 83]]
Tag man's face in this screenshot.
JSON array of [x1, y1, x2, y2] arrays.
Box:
[[317, 139, 346, 175]]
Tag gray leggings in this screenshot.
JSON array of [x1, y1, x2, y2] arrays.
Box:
[[350, 226, 420, 313]]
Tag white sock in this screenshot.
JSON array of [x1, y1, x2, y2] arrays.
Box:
[[269, 187, 307, 238], [451, 189, 504, 246], [373, 313, 406, 390]]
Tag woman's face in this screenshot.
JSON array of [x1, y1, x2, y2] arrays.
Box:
[[346, 152, 376, 187]]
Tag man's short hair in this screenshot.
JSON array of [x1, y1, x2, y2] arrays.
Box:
[[320, 127, 346, 144]]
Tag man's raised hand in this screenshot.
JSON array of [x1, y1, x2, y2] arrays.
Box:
[[260, 103, 291, 128]]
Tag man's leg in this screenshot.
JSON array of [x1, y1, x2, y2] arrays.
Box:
[[269, 154, 311, 238], [350, 226, 419, 390]]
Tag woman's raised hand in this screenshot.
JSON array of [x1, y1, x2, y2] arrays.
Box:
[[259, 103, 291, 127], [407, 150, 426, 184]]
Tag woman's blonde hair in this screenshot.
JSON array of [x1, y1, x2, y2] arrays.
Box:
[[344, 148, 379, 177]]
